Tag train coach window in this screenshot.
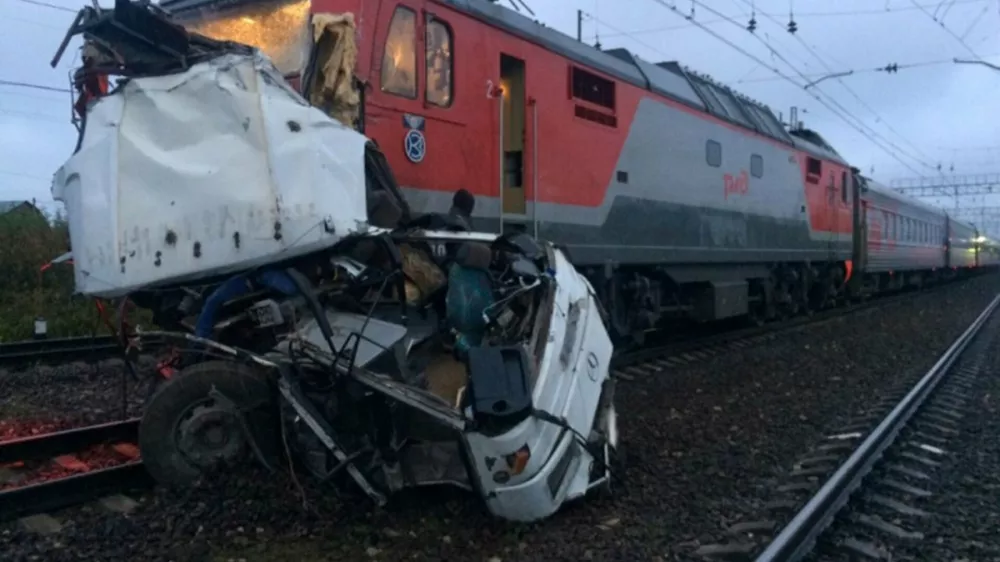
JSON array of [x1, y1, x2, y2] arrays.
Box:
[[806, 157, 821, 184], [425, 18, 453, 107], [381, 7, 418, 99], [706, 140, 722, 167], [750, 154, 763, 178]]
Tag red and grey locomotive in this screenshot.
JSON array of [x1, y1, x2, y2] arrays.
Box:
[[158, 0, 993, 344]]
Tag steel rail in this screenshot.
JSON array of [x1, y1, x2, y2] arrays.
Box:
[[0, 335, 120, 367], [754, 292, 1000, 562], [0, 418, 140, 464], [0, 419, 148, 522], [0, 334, 166, 369], [0, 462, 153, 522]]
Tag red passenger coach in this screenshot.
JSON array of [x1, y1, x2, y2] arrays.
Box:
[[156, 0, 993, 344]]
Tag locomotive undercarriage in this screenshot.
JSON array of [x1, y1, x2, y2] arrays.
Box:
[[591, 259, 966, 346]]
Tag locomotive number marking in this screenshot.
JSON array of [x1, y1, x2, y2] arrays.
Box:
[[486, 80, 495, 99], [724, 170, 749, 200]]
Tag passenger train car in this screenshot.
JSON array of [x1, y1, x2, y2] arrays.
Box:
[[156, 0, 994, 343]]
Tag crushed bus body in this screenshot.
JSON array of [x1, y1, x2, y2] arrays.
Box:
[[48, 0, 619, 523]]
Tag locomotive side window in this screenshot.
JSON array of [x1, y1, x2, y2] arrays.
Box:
[[381, 7, 418, 99], [806, 157, 821, 184], [571, 67, 616, 110], [706, 140, 722, 167], [750, 154, 763, 178], [841, 171, 849, 203], [425, 19, 453, 107]]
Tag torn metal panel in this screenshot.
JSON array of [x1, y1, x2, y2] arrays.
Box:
[[51, 52, 371, 297], [305, 12, 361, 129]]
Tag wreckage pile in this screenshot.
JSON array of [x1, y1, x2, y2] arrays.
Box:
[[45, 0, 619, 526], [3, 273, 997, 561]]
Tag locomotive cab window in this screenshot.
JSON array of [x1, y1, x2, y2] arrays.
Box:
[[706, 140, 722, 167], [750, 154, 763, 178], [381, 7, 418, 98], [841, 171, 849, 203], [806, 157, 821, 184], [425, 18, 453, 107]]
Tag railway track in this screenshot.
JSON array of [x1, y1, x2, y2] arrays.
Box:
[[690, 292, 1000, 561], [0, 334, 168, 371], [0, 277, 990, 533], [0, 335, 123, 370], [0, 419, 152, 523]]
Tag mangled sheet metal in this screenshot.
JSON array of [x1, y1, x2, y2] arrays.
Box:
[[305, 13, 361, 128], [51, 48, 370, 298]]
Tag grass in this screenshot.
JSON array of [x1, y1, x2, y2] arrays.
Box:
[[0, 207, 128, 341]]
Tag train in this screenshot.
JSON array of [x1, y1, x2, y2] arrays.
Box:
[[142, 0, 997, 345]]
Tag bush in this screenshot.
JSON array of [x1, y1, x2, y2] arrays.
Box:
[[0, 206, 127, 342]]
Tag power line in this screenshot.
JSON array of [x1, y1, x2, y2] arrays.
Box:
[[958, 3, 991, 39], [736, 53, 1000, 83], [647, 0, 932, 177], [0, 80, 72, 94], [735, 0, 939, 169], [909, 0, 987, 58], [601, 0, 993, 39], [581, 11, 672, 59], [9, 0, 77, 13], [0, 170, 52, 181]]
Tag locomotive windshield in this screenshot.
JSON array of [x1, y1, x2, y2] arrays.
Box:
[[164, 0, 312, 75]]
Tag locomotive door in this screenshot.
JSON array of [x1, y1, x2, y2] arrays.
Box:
[[826, 171, 839, 259], [852, 173, 867, 273], [497, 53, 528, 235]]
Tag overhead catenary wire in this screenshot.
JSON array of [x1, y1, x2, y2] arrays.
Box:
[[733, 0, 939, 170], [685, 0, 942, 174], [736, 53, 1000, 83], [958, 2, 991, 39], [644, 0, 932, 178], [0, 80, 72, 94], [909, 0, 988, 58], [8, 0, 77, 13], [601, 0, 994, 39]]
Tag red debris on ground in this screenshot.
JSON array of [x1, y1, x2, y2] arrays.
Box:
[[112, 442, 140, 460], [53, 455, 90, 473], [0, 443, 141, 491], [0, 418, 78, 443]]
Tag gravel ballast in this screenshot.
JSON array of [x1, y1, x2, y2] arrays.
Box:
[[0, 357, 156, 439], [1, 274, 998, 562], [884, 308, 1000, 562]]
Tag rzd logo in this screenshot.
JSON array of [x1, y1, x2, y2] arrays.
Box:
[[724, 170, 749, 200]]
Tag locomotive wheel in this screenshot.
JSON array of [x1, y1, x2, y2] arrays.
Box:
[[139, 360, 278, 488]]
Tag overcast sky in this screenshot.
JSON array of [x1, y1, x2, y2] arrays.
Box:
[[1, 0, 998, 218]]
